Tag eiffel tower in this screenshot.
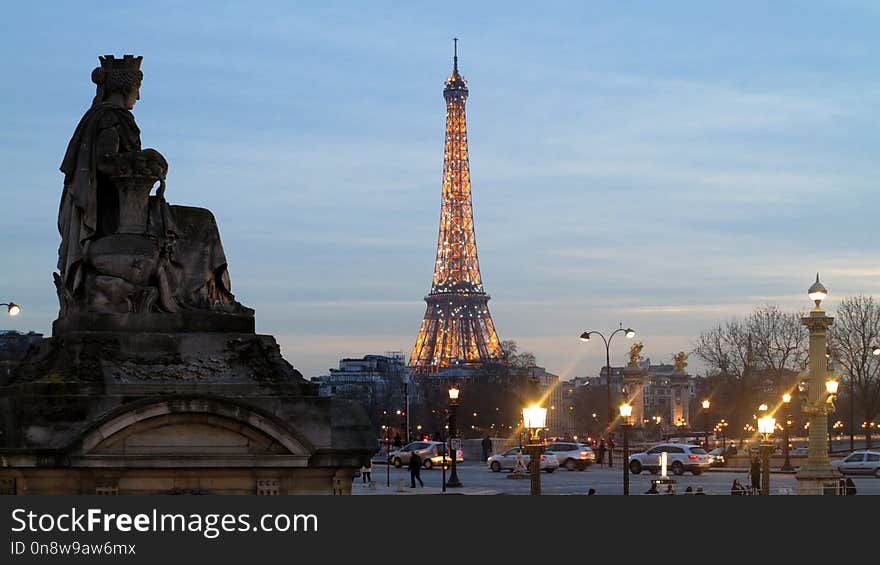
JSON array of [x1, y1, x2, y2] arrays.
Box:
[[409, 40, 503, 373]]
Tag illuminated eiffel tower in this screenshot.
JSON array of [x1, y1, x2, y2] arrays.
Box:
[[409, 40, 502, 374]]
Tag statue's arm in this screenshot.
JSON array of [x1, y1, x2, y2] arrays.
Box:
[[94, 120, 167, 180]]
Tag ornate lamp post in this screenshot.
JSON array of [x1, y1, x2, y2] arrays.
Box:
[[757, 411, 776, 496], [446, 385, 462, 488], [580, 324, 635, 432], [781, 394, 794, 471], [1, 302, 21, 316], [701, 400, 711, 448], [796, 274, 843, 494], [523, 404, 547, 496], [620, 402, 633, 496]]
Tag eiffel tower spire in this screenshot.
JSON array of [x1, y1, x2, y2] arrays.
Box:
[[409, 41, 502, 373]]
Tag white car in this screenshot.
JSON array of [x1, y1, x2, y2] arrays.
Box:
[[831, 451, 880, 477], [543, 442, 596, 471], [628, 443, 710, 476], [487, 447, 559, 473]]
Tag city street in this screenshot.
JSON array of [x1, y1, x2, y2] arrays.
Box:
[[361, 460, 880, 495]]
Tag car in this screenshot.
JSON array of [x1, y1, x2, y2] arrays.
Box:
[[486, 447, 559, 473], [389, 441, 463, 470], [831, 450, 880, 476], [543, 442, 596, 471], [707, 447, 728, 467], [628, 443, 710, 476]]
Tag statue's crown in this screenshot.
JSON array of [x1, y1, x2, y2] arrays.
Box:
[[98, 55, 143, 74]]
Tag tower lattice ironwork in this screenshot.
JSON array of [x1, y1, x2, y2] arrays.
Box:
[[409, 40, 502, 373]]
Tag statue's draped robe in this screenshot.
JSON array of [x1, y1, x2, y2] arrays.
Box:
[[58, 103, 238, 313]]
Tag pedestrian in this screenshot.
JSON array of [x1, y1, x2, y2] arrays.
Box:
[[408, 452, 424, 488], [665, 483, 675, 495], [644, 482, 659, 495], [845, 477, 857, 496], [361, 458, 372, 484], [607, 436, 616, 468], [587, 488, 596, 495], [597, 439, 606, 466], [730, 478, 747, 495], [749, 455, 761, 494], [393, 433, 403, 449], [482, 435, 493, 462], [684, 486, 693, 494]]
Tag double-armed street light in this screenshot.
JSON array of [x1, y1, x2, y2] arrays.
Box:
[[523, 404, 547, 496], [580, 324, 635, 432], [619, 402, 633, 496], [2, 302, 21, 316]]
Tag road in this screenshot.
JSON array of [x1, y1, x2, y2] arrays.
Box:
[[369, 460, 880, 495]]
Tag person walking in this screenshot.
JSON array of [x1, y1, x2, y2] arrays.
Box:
[[607, 436, 616, 468], [644, 482, 659, 495], [845, 477, 857, 496], [481, 435, 493, 462], [409, 452, 424, 488], [597, 439, 606, 466], [587, 488, 597, 495], [749, 455, 761, 494], [361, 458, 372, 484], [393, 433, 403, 449], [730, 478, 747, 495]]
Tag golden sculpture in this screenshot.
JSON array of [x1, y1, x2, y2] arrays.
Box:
[[627, 342, 644, 367], [673, 351, 688, 372]]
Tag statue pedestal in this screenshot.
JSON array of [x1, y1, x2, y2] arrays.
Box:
[[796, 467, 842, 495]]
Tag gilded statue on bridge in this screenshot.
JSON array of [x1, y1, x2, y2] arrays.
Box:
[[626, 342, 644, 367], [673, 351, 688, 372]]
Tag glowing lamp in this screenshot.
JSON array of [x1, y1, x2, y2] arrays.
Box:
[[702, 400, 710, 410], [758, 416, 776, 436], [522, 405, 547, 431], [579, 331, 590, 342], [807, 274, 828, 308], [619, 403, 632, 419], [624, 328, 636, 339], [448, 385, 460, 402], [825, 379, 839, 396]]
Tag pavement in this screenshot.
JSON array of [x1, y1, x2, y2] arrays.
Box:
[[351, 478, 502, 495]]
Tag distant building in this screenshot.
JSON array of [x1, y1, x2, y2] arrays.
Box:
[[311, 352, 411, 436]]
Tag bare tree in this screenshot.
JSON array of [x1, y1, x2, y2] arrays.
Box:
[[748, 305, 808, 393], [829, 295, 880, 449]]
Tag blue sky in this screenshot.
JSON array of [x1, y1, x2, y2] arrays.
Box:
[[2, 1, 879, 379]]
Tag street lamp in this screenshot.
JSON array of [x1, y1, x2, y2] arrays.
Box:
[[781, 393, 794, 471], [580, 324, 635, 433], [523, 404, 547, 496], [757, 412, 776, 496], [702, 400, 711, 448], [446, 385, 462, 488], [1, 302, 21, 316], [620, 402, 633, 496]]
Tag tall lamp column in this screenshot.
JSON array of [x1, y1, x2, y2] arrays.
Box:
[[523, 404, 547, 496], [447, 385, 462, 488], [620, 403, 632, 496]]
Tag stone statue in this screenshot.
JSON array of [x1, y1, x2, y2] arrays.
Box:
[[673, 351, 688, 372], [626, 342, 644, 367], [56, 55, 252, 320]]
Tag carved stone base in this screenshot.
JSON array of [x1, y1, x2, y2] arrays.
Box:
[[53, 311, 254, 336], [796, 467, 842, 495]]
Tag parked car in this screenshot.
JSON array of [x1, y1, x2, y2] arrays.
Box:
[[486, 447, 559, 473], [543, 442, 596, 471], [389, 441, 463, 470], [831, 451, 880, 477], [628, 443, 710, 476]]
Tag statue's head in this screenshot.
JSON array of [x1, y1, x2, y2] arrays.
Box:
[[92, 55, 143, 109]]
